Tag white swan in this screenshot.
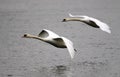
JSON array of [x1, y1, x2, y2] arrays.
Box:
[[22, 29, 76, 59], [62, 13, 111, 33]]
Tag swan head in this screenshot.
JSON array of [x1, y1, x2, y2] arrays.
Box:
[[22, 33, 35, 38], [62, 18, 67, 22]]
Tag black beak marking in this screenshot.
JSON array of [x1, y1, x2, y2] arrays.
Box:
[[62, 19, 66, 22], [23, 34, 27, 37]]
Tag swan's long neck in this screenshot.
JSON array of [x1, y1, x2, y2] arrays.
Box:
[[25, 34, 45, 41], [65, 18, 83, 21]]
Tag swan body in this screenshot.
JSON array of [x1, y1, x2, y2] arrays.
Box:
[[22, 29, 75, 59], [63, 13, 111, 33]]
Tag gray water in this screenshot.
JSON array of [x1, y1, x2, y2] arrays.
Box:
[[0, 0, 120, 77]]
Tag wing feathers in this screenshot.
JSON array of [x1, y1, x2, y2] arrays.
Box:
[[68, 13, 111, 33], [61, 37, 75, 59]]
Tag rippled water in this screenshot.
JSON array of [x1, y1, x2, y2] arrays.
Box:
[[0, 0, 120, 77]]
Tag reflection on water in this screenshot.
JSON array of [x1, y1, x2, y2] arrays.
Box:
[[52, 65, 68, 74], [51, 65, 73, 77], [38, 65, 73, 77]]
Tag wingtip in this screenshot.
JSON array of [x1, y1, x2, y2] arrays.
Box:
[[70, 56, 74, 59], [68, 13, 73, 17], [108, 30, 111, 34], [106, 29, 111, 34]]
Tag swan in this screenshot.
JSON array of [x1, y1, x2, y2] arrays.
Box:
[[62, 13, 111, 33], [22, 29, 76, 59]]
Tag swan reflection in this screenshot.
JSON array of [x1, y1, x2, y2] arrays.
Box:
[[51, 65, 73, 77]]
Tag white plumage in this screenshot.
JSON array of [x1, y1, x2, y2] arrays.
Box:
[[22, 29, 76, 59], [63, 13, 111, 33]]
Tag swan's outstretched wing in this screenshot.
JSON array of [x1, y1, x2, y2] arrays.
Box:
[[69, 13, 74, 17], [61, 37, 75, 59], [69, 13, 111, 33], [69, 13, 85, 17], [38, 29, 49, 38], [38, 29, 60, 39], [89, 18, 111, 33]]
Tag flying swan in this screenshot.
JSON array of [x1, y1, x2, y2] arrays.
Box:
[[62, 13, 111, 33], [22, 29, 76, 59]]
